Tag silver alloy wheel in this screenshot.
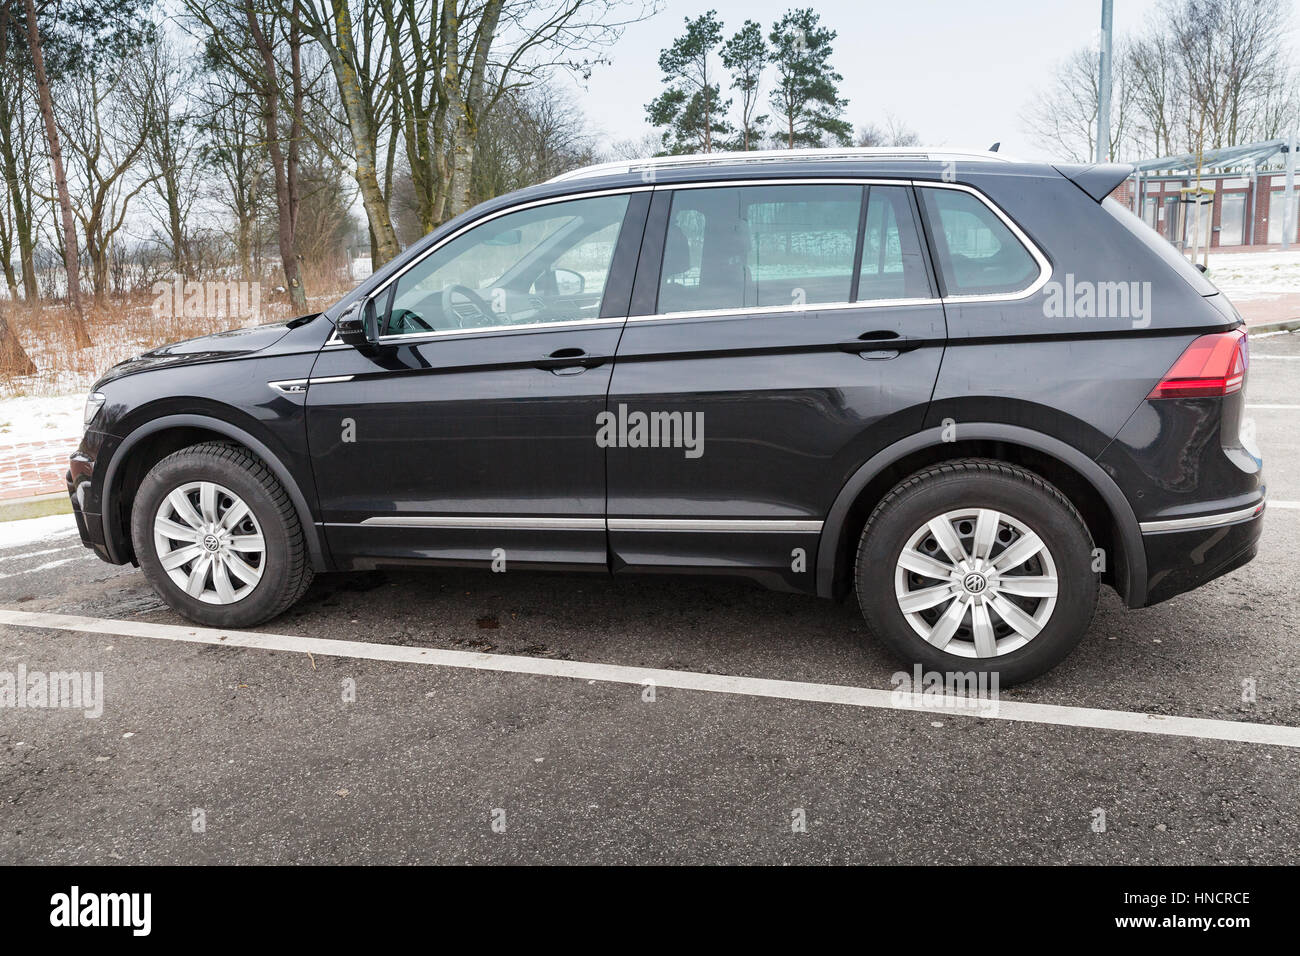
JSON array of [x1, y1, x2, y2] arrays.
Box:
[[153, 481, 265, 605], [894, 508, 1059, 659]]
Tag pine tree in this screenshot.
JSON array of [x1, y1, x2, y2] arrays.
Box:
[[721, 20, 768, 150], [768, 9, 852, 149], [645, 11, 733, 155]]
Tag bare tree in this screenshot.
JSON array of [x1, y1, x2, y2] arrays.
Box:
[[1021, 43, 1133, 162], [126, 34, 204, 279], [198, 63, 269, 281], [856, 114, 921, 148], [20, 0, 90, 344], [185, 0, 311, 309], [54, 61, 159, 307]]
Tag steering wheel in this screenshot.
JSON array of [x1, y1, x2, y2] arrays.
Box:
[[441, 283, 497, 328]]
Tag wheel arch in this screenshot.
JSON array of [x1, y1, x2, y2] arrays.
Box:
[[816, 423, 1147, 607], [101, 414, 329, 571]]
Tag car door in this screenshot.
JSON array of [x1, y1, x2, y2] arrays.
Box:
[[308, 188, 649, 570], [606, 180, 946, 592]]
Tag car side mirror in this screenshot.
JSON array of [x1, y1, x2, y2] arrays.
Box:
[[553, 267, 585, 296], [337, 298, 378, 347]]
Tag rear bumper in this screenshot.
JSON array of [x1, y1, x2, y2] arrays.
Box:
[[1138, 501, 1264, 607]]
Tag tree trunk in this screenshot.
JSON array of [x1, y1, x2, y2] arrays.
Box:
[[443, 0, 501, 218], [323, 0, 400, 266], [246, 5, 307, 311], [0, 307, 36, 377], [22, 0, 90, 346], [0, 57, 38, 305]]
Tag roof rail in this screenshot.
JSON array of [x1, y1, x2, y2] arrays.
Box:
[[547, 146, 1018, 183]]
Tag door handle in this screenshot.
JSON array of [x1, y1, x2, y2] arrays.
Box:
[[837, 331, 926, 354], [534, 347, 609, 373]]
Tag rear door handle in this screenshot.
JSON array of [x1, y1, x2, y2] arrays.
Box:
[[534, 347, 609, 373], [837, 331, 925, 355]]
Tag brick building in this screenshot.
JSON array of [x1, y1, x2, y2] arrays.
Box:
[[1109, 139, 1297, 250]]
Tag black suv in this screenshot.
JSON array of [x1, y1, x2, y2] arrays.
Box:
[[68, 148, 1264, 683]]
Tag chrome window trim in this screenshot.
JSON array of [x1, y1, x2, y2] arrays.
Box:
[[363, 317, 627, 345], [1139, 502, 1265, 534], [625, 297, 942, 325], [914, 180, 1053, 302], [357, 186, 649, 345], [319, 177, 1050, 349]]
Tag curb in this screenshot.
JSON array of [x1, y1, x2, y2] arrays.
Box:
[[0, 491, 72, 522], [1248, 319, 1300, 335]]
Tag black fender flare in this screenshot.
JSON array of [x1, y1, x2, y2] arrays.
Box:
[[100, 413, 330, 571], [815, 423, 1147, 607]]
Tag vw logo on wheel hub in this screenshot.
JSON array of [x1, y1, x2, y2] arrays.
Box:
[[202, 533, 221, 552], [962, 572, 988, 594]]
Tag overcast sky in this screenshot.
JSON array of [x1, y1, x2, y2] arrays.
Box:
[[559, 0, 1300, 161]]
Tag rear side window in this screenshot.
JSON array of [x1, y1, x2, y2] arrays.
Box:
[[656, 183, 931, 313], [659, 184, 861, 312], [919, 187, 1041, 296]]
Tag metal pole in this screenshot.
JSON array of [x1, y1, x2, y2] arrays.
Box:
[[1283, 129, 1296, 250], [1097, 0, 1114, 163]]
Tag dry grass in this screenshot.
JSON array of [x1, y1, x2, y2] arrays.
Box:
[[0, 284, 350, 399]]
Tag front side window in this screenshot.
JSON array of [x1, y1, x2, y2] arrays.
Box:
[[919, 187, 1040, 296], [658, 184, 862, 313], [381, 193, 630, 336]]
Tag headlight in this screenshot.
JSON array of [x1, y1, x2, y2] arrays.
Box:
[[83, 392, 106, 427]]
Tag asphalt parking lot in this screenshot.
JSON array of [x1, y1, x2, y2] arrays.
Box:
[[2, 330, 1299, 865]]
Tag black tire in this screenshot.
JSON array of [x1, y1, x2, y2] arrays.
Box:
[[131, 442, 314, 627], [855, 458, 1098, 685]]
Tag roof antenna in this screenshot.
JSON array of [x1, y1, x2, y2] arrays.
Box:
[[988, 142, 1000, 153]]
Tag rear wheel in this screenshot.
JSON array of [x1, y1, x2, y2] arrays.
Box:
[[855, 459, 1098, 684], [131, 443, 313, 627]]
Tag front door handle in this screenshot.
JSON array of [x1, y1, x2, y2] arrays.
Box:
[[534, 347, 609, 373], [837, 331, 925, 354]]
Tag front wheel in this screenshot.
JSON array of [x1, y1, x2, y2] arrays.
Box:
[[855, 459, 1099, 685], [131, 443, 314, 627]]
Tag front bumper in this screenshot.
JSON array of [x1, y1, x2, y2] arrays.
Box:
[[66, 439, 116, 564], [1139, 501, 1264, 606]]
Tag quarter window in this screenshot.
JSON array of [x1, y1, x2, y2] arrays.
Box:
[[919, 187, 1040, 296], [381, 193, 630, 336]]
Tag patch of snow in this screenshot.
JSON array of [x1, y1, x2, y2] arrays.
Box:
[[1205, 249, 1300, 301], [0, 394, 84, 444], [0, 512, 78, 550]]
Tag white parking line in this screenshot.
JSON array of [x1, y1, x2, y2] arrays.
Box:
[[1251, 354, 1300, 359], [0, 557, 90, 580], [1246, 404, 1300, 409], [1270, 501, 1300, 509], [0, 545, 81, 563], [2, 608, 1299, 749]]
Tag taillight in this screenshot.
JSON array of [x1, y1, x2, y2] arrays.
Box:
[[1147, 329, 1248, 400]]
